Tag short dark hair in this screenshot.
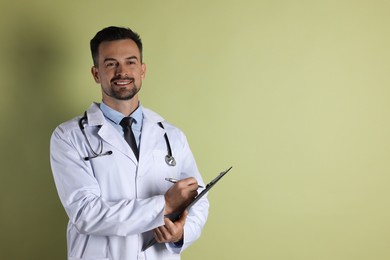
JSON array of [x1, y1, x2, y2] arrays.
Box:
[[90, 26, 143, 66]]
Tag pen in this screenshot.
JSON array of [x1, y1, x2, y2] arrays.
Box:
[[165, 178, 204, 189]]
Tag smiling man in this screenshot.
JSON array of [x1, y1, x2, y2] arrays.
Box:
[[91, 38, 145, 108], [50, 26, 209, 260]]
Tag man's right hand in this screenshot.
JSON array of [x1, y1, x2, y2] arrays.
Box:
[[164, 177, 198, 215]]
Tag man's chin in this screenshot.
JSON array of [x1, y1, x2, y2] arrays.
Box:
[[112, 89, 138, 100], [104, 85, 141, 101], [114, 94, 136, 101]]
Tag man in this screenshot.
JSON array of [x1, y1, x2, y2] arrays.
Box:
[[50, 26, 209, 260]]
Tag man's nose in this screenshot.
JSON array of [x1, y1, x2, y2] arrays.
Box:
[[115, 64, 127, 77]]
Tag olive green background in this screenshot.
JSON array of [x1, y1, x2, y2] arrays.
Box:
[[1, 0, 389, 259]]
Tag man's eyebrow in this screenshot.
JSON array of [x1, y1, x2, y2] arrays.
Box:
[[126, 56, 139, 60], [103, 57, 117, 63], [103, 56, 139, 63]]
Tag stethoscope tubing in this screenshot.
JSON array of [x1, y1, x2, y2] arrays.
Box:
[[79, 113, 176, 166], [158, 122, 176, 167]]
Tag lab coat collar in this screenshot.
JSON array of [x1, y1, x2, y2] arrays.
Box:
[[142, 107, 165, 124], [86, 103, 136, 162], [85, 103, 167, 166], [85, 102, 105, 126]]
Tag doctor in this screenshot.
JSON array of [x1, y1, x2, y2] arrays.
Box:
[[50, 26, 209, 260]]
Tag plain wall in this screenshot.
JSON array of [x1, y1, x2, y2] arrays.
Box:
[[1, 0, 390, 259]]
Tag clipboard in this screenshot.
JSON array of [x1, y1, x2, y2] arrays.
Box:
[[142, 166, 233, 251]]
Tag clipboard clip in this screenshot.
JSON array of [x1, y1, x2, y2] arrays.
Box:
[[206, 166, 232, 188]]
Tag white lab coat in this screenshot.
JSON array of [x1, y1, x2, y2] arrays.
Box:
[[50, 103, 209, 260]]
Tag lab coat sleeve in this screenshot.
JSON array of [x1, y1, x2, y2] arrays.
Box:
[[50, 126, 166, 237], [165, 130, 209, 253]]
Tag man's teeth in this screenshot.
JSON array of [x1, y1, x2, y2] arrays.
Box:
[[115, 81, 131, 85]]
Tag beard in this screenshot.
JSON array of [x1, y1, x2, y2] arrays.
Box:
[[103, 77, 142, 100]]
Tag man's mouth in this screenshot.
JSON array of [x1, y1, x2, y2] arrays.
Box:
[[112, 77, 134, 86], [113, 80, 132, 86]]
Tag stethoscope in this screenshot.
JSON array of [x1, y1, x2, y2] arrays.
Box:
[[78, 112, 176, 166]]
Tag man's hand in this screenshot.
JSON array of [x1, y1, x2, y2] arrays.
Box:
[[154, 210, 188, 243], [164, 177, 198, 215]]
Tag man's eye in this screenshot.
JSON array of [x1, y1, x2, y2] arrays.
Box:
[[127, 60, 136, 65], [105, 62, 115, 67]]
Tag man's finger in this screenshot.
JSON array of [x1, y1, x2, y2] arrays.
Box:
[[155, 226, 169, 242], [178, 177, 198, 187]]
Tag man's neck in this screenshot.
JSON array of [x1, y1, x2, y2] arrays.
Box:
[[102, 96, 139, 116]]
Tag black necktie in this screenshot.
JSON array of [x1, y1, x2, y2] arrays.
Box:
[[120, 117, 139, 160]]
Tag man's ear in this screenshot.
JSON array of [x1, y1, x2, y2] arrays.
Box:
[[91, 66, 100, 83], [141, 63, 146, 80]]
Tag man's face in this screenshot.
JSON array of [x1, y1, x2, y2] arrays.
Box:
[[91, 39, 146, 102]]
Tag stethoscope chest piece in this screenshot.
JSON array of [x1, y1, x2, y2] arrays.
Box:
[[165, 155, 176, 166]]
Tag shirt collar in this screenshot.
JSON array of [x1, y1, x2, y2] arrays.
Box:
[[100, 102, 143, 131]]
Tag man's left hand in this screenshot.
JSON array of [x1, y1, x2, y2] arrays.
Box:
[[154, 210, 188, 243]]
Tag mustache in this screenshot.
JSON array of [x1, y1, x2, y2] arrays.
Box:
[[111, 76, 135, 82]]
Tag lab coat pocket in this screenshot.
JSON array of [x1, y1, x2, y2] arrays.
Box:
[[152, 150, 180, 192], [89, 149, 137, 199], [153, 150, 179, 175]]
